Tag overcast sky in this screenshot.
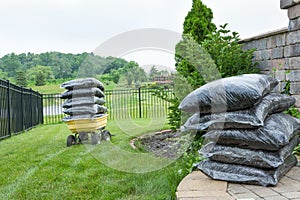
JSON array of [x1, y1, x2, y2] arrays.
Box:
[[0, 0, 289, 68]]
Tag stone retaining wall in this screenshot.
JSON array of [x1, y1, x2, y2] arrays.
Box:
[[241, 0, 300, 111]]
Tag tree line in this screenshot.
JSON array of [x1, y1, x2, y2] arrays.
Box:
[[0, 52, 154, 87]]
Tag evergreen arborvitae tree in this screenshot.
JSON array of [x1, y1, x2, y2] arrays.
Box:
[[166, 0, 217, 130], [176, 0, 216, 89], [183, 0, 216, 44]]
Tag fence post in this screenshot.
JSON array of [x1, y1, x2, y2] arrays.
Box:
[[20, 87, 24, 131], [30, 88, 33, 128], [138, 87, 142, 118], [6, 80, 11, 137], [41, 94, 44, 124]]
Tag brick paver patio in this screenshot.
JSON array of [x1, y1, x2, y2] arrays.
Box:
[[177, 160, 300, 200]]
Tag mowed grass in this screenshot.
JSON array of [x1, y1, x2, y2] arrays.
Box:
[[30, 83, 65, 94], [31, 81, 117, 94], [0, 118, 186, 200]]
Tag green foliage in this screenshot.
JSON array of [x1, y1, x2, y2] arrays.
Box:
[[0, 52, 136, 83], [35, 71, 46, 86], [283, 79, 291, 95], [175, 0, 217, 89], [202, 24, 260, 77], [0, 69, 7, 79], [113, 61, 147, 85], [284, 106, 300, 119], [169, 2, 262, 169], [91, 60, 147, 85], [278, 71, 300, 157], [149, 65, 159, 80], [167, 99, 181, 131], [1, 53, 22, 77], [171, 1, 223, 131], [126, 71, 134, 85], [183, 0, 216, 44], [0, 52, 81, 80], [281, 70, 300, 118], [177, 3, 260, 88], [0, 52, 150, 90], [173, 22, 260, 131], [103, 56, 128, 74], [154, 88, 181, 132], [77, 54, 107, 77], [294, 144, 300, 156], [153, 74, 193, 131], [0, 51, 151, 90], [173, 4, 259, 131], [112, 72, 121, 84], [133, 67, 147, 83], [15, 70, 27, 87], [175, 34, 221, 88], [179, 133, 204, 174], [176, 24, 260, 90], [27, 65, 54, 84]]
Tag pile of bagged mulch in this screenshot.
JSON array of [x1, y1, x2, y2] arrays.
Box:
[[60, 78, 107, 120], [179, 74, 300, 186]]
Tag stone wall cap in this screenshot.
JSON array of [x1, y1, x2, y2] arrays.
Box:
[[239, 27, 288, 43], [281, 0, 300, 9]]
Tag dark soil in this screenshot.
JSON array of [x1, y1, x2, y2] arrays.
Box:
[[133, 130, 300, 168], [132, 130, 194, 159]]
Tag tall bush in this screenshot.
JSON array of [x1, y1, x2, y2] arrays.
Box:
[[170, 1, 260, 131]]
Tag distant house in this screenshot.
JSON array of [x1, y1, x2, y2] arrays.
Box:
[[153, 76, 173, 85]]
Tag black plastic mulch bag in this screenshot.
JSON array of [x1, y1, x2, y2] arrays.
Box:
[[62, 114, 107, 121], [61, 78, 105, 91], [200, 136, 299, 169], [197, 155, 297, 186], [62, 96, 105, 108], [203, 113, 300, 151], [60, 87, 105, 99], [179, 74, 278, 114], [63, 104, 107, 115], [181, 93, 296, 131]]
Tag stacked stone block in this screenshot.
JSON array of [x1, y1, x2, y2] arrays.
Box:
[[283, 0, 300, 110], [242, 29, 288, 93], [241, 0, 300, 111]]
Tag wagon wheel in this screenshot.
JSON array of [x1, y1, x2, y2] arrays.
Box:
[[78, 132, 88, 142], [67, 135, 76, 147], [91, 133, 101, 145], [101, 130, 111, 141]]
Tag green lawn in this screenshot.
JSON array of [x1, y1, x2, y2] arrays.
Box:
[[0, 118, 187, 200], [30, 83, 65, 94], [31, 81, 118, 94]]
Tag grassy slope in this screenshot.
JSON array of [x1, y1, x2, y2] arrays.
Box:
[[30, 83, 65, 94], [0, 119, 185, 200], [30, 81, 117, 94]]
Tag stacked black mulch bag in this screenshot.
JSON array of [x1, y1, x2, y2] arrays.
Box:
[[60, 78, 108, 120], [179, 74, 300, 186]]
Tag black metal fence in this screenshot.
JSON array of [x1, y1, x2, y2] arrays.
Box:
[[0, 81, 173, 138], [106, 88, 173, 119], [43, 88, 174, 124], [42, 93, 65, 124], [0, 79, 43, 140]]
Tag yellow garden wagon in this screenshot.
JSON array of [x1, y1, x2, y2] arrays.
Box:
[[63, 114, 111, 147]]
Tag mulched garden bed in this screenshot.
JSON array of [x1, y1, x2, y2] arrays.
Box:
[[132, 130, 195, 159], [133, 131, 300, 165]]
